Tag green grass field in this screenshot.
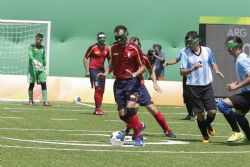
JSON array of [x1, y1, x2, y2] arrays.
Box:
[[1, 102, 250, 167]]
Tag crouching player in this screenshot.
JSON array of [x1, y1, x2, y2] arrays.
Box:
[[124, 37, 176, 138], [98, 25, 145, 146], [28, 33, 51, 106], [217, 36, 250, 143]]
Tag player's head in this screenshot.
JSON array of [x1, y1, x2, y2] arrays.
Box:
[[114, 25, 129, 47], [36, 33, 43, 46], [185, 31, 200, 50], [225, 36, 243, 56], [153, 43, 161, 52], [129, 37, 141, 48], [97, 32, 106, 45]]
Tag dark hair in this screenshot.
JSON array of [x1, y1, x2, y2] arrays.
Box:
[[129, 37, 141, 47], [36, 33, 43, 38], [185, 31, 199, 41], [114, 25, 127, 33], [225, 36, 243, 48], [153, 43, 162, 50]]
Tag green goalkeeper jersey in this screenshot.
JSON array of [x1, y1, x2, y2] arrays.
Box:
[[28, 44, 46, 71]]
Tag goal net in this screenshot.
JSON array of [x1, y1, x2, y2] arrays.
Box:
[[0, 19, 51, 75]]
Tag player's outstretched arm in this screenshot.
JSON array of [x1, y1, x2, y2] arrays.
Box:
[[212, 64, 224, 79]]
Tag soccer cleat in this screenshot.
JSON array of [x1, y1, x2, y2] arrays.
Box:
[[29, 101, 35, 106], [93, 111, 104, 115], [189, 115, 197, 121], [207, 127, 216, 136], [134, 138, 144, 146], [182, 115, 191, 120], [201, 139, 211, 143], [121, 127, 131, 136], [165, 130, 177, 138], [43, 102, 52, 106], [227, 132, 245, 142]]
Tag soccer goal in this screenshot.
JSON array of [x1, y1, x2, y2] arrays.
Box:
[[0, 19, 51, 102]]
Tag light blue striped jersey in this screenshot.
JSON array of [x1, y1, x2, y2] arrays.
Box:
[[176, 48, 186, 63], [180, 46, 216, 86], [235, 52, 250, 92]]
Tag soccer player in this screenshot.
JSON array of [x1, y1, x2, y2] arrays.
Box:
[[217, 36, 248, 143], [83, 32, 111, 115], [28, 33, 51, 106], [180, 31, 224, 143], [98, 25, 146, 146], [163, 32, 196, 121], [125, 37, 176, 138]]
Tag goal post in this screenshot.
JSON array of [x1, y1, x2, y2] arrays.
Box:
[[0, 19, 51, 75], [0, 19, 51, 102]]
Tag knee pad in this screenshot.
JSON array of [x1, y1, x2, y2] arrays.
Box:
[[217, 101, 232, 114], [119, 115, 126, 121], [126, 108, 137, 118]]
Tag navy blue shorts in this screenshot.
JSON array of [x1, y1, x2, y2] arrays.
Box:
[[139, 84, 153, 106], [89, 68, 105, 88], [113, 78, 141, 110]]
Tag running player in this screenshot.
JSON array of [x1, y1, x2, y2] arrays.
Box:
[[98, 25, 146, 146], [84, 32, 111, 115]]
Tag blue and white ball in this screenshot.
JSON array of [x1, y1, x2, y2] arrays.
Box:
[[110, 131, 125, 146]]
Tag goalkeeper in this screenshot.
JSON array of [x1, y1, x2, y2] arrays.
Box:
[[28, 33, 51, 106]]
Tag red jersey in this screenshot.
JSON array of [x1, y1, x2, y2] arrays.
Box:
[[111, 43, 144, 79], [85, 43, 111, 69]]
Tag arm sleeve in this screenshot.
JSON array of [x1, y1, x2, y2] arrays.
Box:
[[207, 48, 216, 65], [43, 48, 46, 66], [176, 51, 182, 63], [28, 46, 35, 61], [135, 46, 145, 65], [85, 45, 93, 58], [239, 59, 250, 74], [180, 52, 188, 69]]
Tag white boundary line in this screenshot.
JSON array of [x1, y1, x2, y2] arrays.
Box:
[[0, 116, 23, 119], [50, 118, 77, 121], [0, 127, 229, 138], [2, 145, 250, 154]]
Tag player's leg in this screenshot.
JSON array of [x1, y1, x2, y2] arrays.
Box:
[[217, 98, 243, 142], [38, 71, 51, 106], [229, 92, 250, 142], [90, 68, 105, 115], [28, 83, 35, 105], [189, 86, 209, 142], [202, 84, 217, 137], [28, 69, 36, 105]]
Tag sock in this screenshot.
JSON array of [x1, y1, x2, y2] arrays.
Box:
[[234, 113, 250, 140], [154, 111, 170, 133], [126, 114, 142, 140], [94, 88, 104, 110], [28, 90, 33, 101], [186, 101, 193, 116], [197, 119, 209, 140], [205, 113, 215, 129], [223, 111, 240, 132], [42, 90, 48, 102]]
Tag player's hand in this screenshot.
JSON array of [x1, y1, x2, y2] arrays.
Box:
[[45, 66, 48, 76], [97, 73, 107, 79], [153, 83, 162, 93], [226, 82, 239, 91], [125, 69, 136, 78], [85, 71, 90, 77], [34, 60, 43, 69], [192, 63, 202, 71], [163, 62, 168, 67], [216, 71, 225, 79]]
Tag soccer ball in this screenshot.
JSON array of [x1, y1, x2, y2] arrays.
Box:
[[110, 131, 125, 146], [74, 96, 81, 103]]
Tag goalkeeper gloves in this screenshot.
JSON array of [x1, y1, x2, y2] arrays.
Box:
[[33, 60, 43, 69]]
